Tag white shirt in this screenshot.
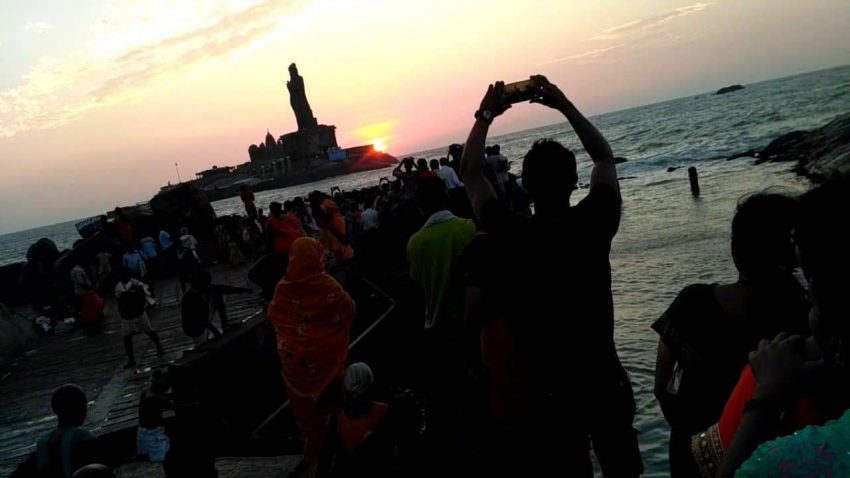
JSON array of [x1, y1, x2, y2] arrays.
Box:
[[436, 166, 463, 189], [179, 234, 200, 260], [71, 265, 92, 296], [360, 208, 379, 231]]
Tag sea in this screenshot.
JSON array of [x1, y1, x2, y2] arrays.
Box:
[[1, 65, 848, 475]]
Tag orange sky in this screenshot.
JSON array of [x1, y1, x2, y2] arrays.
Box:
[[1, 0, 849, 233]]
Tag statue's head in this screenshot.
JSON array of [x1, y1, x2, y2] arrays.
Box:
[[288, 63, 298, 75]]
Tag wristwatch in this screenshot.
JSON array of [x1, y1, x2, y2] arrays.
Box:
[[474, 109, 494, 124]]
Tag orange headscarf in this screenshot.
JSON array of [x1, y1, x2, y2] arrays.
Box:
[[268, 237, 356, 399]]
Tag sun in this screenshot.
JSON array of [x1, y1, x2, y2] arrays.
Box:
[[372, 139, 386, 152]]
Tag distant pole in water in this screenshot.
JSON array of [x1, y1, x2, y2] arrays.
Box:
[[175, 162, 182, 183], [688, 166, 700, 197]]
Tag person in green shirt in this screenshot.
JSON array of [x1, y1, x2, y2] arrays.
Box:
[[407, 176, 476, 332], [406, 176, 476, 457]]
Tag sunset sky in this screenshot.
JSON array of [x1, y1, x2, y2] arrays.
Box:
[[1, 0, 848, 234]]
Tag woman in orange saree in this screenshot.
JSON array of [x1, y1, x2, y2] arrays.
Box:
[[268, 237, 356, 464]]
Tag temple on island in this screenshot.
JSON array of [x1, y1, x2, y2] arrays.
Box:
[[248, 63, 339, 165], [166, 62, 397, 201]]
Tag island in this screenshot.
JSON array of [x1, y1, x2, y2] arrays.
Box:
[[164, 63, 399, 201], [716, 84, 745, 95]]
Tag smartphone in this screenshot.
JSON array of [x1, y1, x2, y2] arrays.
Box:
[[502, 79, 543, 104]]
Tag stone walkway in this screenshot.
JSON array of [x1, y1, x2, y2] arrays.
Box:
[[0, 264, 262, 476]]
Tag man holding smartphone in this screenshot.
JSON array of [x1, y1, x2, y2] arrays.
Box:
[[461, 76, 642, 476]]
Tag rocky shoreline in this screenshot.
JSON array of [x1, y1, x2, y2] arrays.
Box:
[[728, 113, 850, 180]]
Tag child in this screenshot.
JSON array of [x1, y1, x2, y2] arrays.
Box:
[[137, 371, 173, 462]]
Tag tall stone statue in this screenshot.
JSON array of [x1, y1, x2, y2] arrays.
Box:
[[286, 63, 318, 131]]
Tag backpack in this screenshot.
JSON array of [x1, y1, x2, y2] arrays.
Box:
[[117, 284, 147, 319]]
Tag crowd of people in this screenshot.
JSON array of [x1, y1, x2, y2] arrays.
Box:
[[21, 75, 850, 478]]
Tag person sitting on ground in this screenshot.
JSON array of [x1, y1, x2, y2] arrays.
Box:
[[652, 192, 810, 477], [333, 362, 392, 476], [436, 156, 463, 190], [686, 178, 850, 477], [406, 175, 476, 453], [35, 384, 103, 477], [70, 256, 104, 329], [115, 267, 164, 369], [137, 371, 174, 462], [268, 237, 356, 472], [461, 76, 642, 476]]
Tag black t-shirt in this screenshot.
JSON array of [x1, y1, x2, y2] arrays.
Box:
[[479, 184, 621, 385]]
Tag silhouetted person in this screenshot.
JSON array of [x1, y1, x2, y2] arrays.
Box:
[[393, 158, 420, 200], [115, 267, 164, 369], [249, 201, 304, 300], [137, 371, 174, 462], [436, 156, 463, 189], [653, 193, 809, 477], [256, 207, 268, 234], [333, 363, 393, 477], [416, 158, 435, 179], [35, 384, 103, 477], [240, 185, 258, 219], [113, 207, 134, 247], [176, 227, 200, 293], [407, 176, 476, 455], [189, 271, 251, 331], [461, 76, 642, 476], [447, 144, 463, 175]]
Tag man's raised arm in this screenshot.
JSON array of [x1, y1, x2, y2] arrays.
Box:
[[530, 75, 619, 197], [461, 82, 511, 219]]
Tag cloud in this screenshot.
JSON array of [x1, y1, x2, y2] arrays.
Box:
[[542, 2, 714, 65], [540, 45, 624, 65], [25, 22, 53, 34], [0, 0, 305, 138]]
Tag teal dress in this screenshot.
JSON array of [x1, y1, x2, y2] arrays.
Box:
[[737, 409, 850, 477]]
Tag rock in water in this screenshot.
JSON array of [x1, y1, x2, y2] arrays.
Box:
[[755, 113, 850, 180], [727, 149, 758, 161], [716, 85, 745, 95]]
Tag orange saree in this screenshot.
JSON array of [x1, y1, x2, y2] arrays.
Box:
[[268, 237, 356, 461]]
